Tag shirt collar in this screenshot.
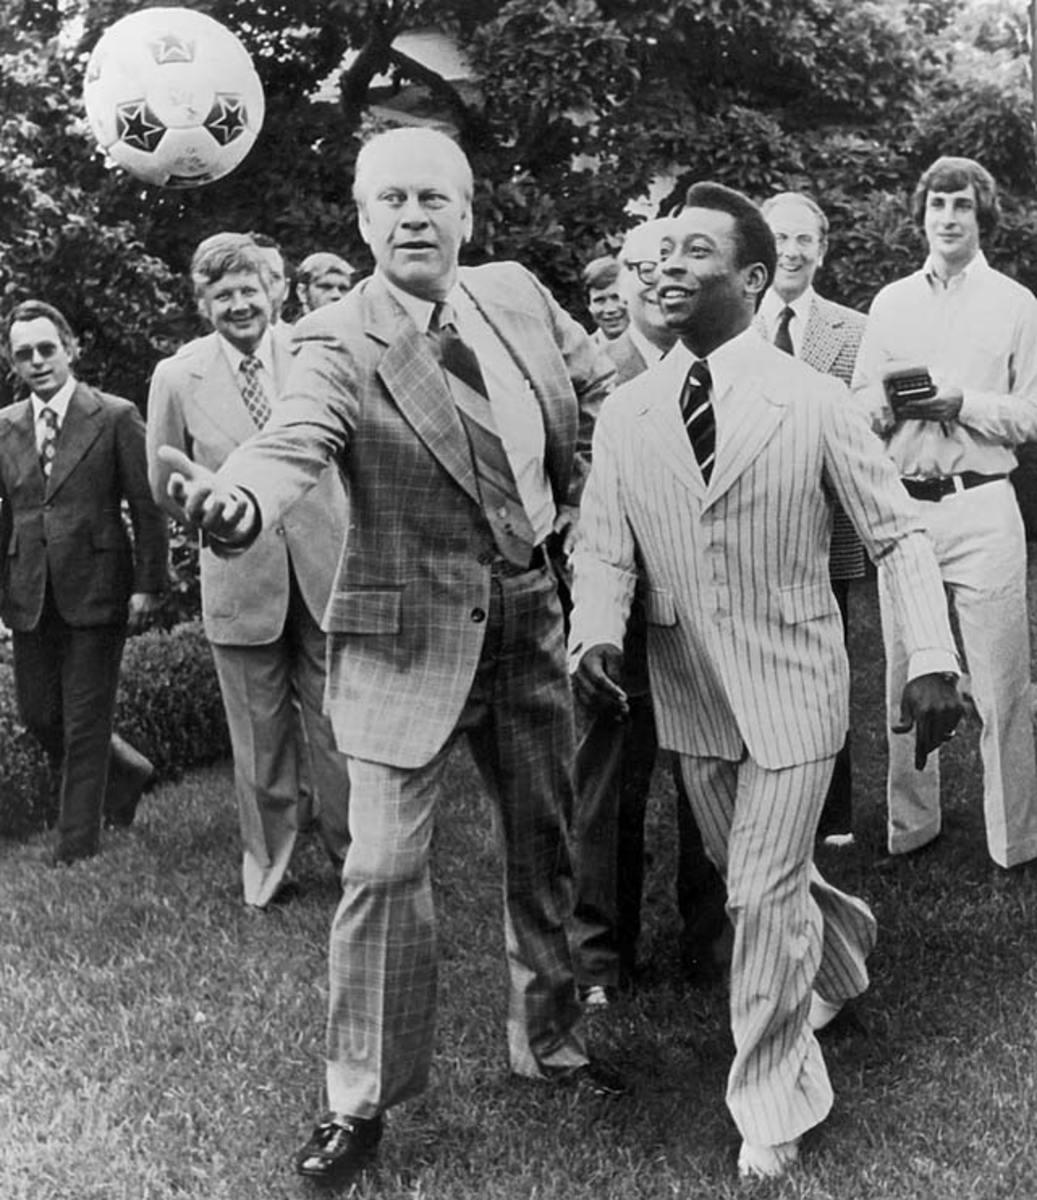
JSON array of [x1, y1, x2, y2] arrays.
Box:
[[672, 325, 761, 403], [627, 322, 670, 365], [380, 272, 442, 333], [32, 375, 76, 421], [759, 285, 814, 328], [218, 328, 275, 376], [923, 248, 989, 290]]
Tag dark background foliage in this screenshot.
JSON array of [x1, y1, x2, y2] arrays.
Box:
[[0, 0, 1034, 411]]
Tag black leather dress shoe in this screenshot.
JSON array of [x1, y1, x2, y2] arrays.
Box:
[[559, 1059, 629, 1098], [293, 1113, 383, 1184]]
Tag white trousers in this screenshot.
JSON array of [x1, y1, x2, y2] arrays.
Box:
[[677, 753, 876, 1146], [879, 479, 1037, 868]]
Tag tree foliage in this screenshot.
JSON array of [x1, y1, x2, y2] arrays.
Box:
[[0, 0, 1035, 409]]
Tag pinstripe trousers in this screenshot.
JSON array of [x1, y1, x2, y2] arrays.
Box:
[[325, 563, 586, 1117], [677, 752, 877, 1145]]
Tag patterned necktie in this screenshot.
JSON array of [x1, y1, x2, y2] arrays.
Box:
[[239, 355, 271, 428], [431, 301, 536, 568], [39, 403, 59, 479], [773, 305, 795, 355], [680, 358, 715, 484]]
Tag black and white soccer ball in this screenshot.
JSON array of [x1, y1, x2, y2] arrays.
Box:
[[83, 7, 265, 189]]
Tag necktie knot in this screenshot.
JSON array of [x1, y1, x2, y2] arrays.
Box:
[[686, 358, 712, 395], [40, 403, 58, 430]]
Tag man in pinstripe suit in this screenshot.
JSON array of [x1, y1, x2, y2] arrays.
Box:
[[571, 182, 962, 1178], [758, 192, 868, 845], [156, 127, 619, 1188]]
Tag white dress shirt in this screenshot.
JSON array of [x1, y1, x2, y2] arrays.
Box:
[[758, 287, 815, 359], [31, 375, 76, 453], [382, 273, 555, 544], [853, 251, 1037, 478]]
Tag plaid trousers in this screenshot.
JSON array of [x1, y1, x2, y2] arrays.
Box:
[[325, 562, 586, 1116]]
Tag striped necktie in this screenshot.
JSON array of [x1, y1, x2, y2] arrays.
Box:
[[39, 403, 59, 479], [239, 355, 271, 428], [773, 305, 795, 355], [680, 358, 715, 484], [431, 301, 536, 568]]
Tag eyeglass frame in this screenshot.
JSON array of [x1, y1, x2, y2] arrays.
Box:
[[11, 341, 62, 364], [623, 260, 660, 285]]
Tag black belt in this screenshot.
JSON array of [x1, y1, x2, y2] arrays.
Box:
[[901, 472, 1006, 502], [489, 543, 548, 578]]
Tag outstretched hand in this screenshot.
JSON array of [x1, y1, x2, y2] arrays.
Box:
[[573, 643, 629, 720], [892, 672, 963, 769], [157, 445, 255, 544]]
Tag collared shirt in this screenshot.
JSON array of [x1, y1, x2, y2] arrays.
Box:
[[626, 323, 670, 368], [852, 251, 1037, 478], [381, 272, 555, 544], [668, 324, 759, 422], [31, 375, 76, 454], [218, 329, 276, 391], [758, 287, 815, 359]]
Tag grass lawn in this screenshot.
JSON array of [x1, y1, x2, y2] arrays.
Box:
[[4, 566, 1037, 1199]]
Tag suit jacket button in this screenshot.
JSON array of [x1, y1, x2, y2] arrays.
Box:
[[471, 607, 486, 623]]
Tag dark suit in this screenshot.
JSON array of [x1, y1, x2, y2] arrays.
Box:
[[0, 381, 167, 860], [213, 264, 612, 1117]]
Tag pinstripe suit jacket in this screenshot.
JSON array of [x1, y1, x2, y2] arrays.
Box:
[[214, 264, 613, 768], [146, 328, 347, 646], [569, 329, 956, 769]]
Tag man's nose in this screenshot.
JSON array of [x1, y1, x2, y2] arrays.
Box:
[[400, 197, 428, 224]]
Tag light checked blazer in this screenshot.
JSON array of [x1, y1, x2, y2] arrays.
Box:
[[569, 330, 956, 769], [146, 327, 347, 646], [214, 264, 613, 768]]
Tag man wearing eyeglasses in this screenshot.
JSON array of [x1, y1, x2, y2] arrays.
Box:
[[570, 218, 727, 1007], [757, 192, 867, 848], [0, 300, 167, 864]]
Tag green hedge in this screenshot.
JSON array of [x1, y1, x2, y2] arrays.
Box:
[[0, 621, 230, 839]]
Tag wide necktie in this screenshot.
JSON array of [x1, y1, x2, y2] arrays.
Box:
[[773, 305, 795, 355], [239, 355, 271, 428], [680, 358, 715, 484], [39, 403, 59, 479], [431, 301, 536, 568]]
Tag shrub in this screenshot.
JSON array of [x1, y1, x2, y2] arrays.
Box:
[[0, 621, 229, 839]]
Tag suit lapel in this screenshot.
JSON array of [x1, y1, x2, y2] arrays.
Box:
[[641, 354, 707, 497], [191, 336, 258, 447], [367, 281, 480, 506], [46, 383, 104, 497], [799, 298, 840, 375], [8, 402, 43, 490], [705, 360, 789, 507], [460, 279, 574, 500]]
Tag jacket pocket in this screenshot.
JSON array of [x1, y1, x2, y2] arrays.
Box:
[[777, 582, 837, 624], [325, 588, 402, 634], [643, 586, 677, 627]]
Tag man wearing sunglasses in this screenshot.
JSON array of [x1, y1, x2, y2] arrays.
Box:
[[0, 300, 168, 864]]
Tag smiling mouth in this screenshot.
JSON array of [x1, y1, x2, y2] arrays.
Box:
[[657, 285, 693, 301]]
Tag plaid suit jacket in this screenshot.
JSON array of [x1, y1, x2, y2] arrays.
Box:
[[219, 263, 614, 767], [146, 328, 347, 646], [570, 330, 956, 769]]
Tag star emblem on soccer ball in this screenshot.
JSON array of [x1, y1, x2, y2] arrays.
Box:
[[149, 32, 195, 64], [115, 101, 166, 152], [205, 95, 248, 145]]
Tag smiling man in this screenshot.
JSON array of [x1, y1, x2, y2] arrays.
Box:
[[569, 181, 963, 1178], [853, 156, 1037, 871], [146, 233, 351, 909], [758, 192, 868, 847], [152, 129, 616, 1188]]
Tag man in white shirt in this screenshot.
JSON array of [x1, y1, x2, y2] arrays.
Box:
[[758, 192, 868, 846], [146, 233, 351, 908], [853, 156, 1037, 870]]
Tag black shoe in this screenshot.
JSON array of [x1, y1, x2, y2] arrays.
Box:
[[558, 1059, 629, 1098], [293, 1113, 383, 1184]]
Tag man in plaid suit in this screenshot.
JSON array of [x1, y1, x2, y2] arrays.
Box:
[[156, 127, 618, 1186]]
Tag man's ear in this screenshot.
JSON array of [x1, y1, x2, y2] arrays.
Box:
[[744, 262, 769, 301]]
